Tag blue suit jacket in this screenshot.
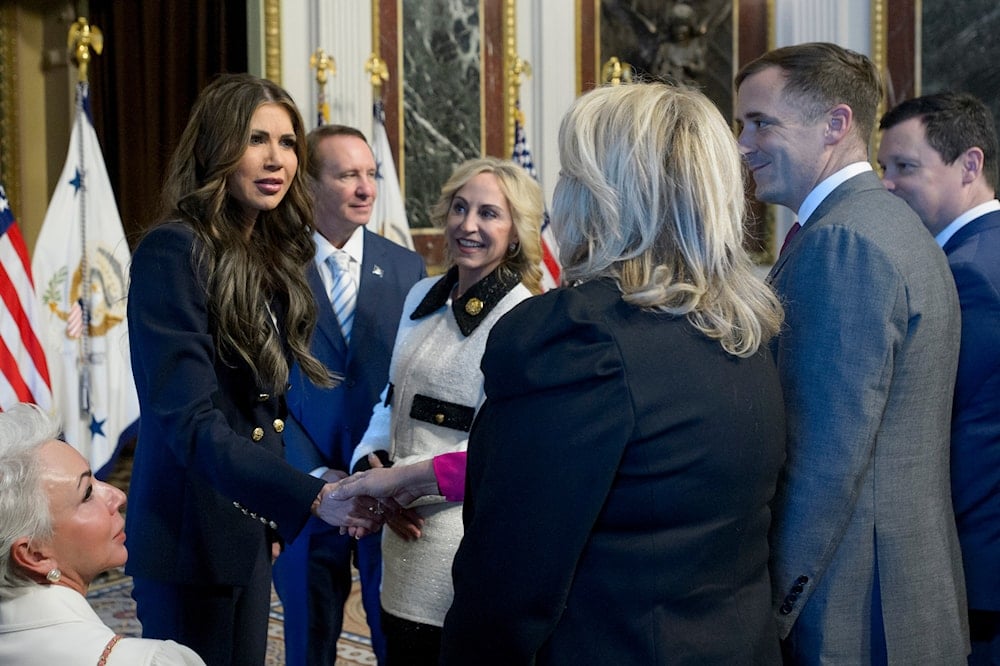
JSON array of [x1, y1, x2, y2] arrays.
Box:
[[283, 229, 426, 474], [943, 208, 1000, 611], [274, 229, 424, 664]]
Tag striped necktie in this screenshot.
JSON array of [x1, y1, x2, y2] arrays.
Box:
[[326, 251, 357, 344]]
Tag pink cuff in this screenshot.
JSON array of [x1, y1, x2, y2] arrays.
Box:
[[432, 452, 467, 502]]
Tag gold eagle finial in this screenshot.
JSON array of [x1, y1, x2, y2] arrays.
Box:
[[68, 17, 103, 83]]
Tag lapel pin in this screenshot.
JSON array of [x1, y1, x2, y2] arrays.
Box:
[[372, 265, 384, 277]]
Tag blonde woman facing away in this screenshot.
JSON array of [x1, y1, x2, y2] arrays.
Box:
[[441, 83, 787, 665]]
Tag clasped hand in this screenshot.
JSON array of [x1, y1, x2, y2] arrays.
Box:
[[315, 464, 425, 541]]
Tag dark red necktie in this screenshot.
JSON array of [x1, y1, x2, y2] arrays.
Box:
[[779, 222, 801, 257]]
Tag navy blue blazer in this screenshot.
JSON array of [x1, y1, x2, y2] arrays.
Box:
[[943, 208, 1000, 611], [125, 223, 324, 586], [442, 278, 785, 665], [283, 229, 426, 475]]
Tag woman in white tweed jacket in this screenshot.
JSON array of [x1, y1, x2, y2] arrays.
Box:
[[350, 157, 544, 666]]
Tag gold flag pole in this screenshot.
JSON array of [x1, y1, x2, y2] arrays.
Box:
[[66, 17, 104, 415], [309, 48, 336, 125], [508, 56, 532, 156]]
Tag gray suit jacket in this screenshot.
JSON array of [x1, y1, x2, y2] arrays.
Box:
[[767, 170, 969, 664]]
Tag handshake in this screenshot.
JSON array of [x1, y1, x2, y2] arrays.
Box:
[[313, 456, 441, 541]]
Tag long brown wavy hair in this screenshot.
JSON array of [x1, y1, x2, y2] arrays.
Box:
[[157, 73, 331, 391]]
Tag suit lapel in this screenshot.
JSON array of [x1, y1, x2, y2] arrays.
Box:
[[767, 172, 879, 283], [943, 209, 1000, 253], [355, 231, 389, 348]]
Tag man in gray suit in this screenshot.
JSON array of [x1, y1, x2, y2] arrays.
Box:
[[735, 42, 968, 664]]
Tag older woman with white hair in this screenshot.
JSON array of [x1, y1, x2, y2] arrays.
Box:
[[0, 403, 205, 665]]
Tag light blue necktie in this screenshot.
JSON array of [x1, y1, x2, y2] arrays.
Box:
[[326, 251, 356, 344]]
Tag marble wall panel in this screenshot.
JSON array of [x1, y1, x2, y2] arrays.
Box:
[[403, 0, 482, 229], [921, 0, 1000, 139]]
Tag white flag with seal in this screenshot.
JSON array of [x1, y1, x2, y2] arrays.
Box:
[[370, 100, 415, 250], [31, 82, 139, 478]]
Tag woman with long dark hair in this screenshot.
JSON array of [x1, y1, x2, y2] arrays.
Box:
[[125, 73, 377, 665]]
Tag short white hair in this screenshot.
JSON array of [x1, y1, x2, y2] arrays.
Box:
[[0, 403, 62, 598]]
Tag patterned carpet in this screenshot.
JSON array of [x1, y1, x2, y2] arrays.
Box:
[[94, 446, 375, 665], [86, 567, 376, 665]]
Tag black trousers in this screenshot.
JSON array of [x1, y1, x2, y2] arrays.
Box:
[[969, 609, 1000, 666], [131, 539, 271, 666], [382, 609, 442, 666]]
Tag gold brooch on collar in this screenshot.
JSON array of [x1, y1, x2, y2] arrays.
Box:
[[465, 298, 484, 316]]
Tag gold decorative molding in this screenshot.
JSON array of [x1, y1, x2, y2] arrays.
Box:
[[0, 5, 20, 212], [503, 0, 517, 156], [576, 0, 600, 94], [264, 0, 281, 84], [915, 0, 922, 96], [871, 0, 887, 112], [766, 0, 776, 50], [870, 0, 887, 160]]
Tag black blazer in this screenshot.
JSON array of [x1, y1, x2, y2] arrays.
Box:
[[125, 223, 323, 586], [441, 278, 785, 665]]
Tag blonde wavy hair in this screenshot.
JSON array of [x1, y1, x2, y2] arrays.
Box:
[[553, 83, 783, 357], [429, 157, 545, 295]]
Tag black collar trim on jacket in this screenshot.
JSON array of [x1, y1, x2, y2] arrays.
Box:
[[409, 265, 522, 336]]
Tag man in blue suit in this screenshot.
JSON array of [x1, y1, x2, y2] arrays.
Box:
[[273, 124, 426, 665], [880, 92, 1000, 665]]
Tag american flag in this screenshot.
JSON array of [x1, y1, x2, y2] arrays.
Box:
[[512, 106, 560, 290], [0, 184, 53, 410]]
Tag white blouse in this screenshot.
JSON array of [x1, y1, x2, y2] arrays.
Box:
[[0, 584, 205, 665]]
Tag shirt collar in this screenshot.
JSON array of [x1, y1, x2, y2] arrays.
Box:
[[312, 227, 365, 270], [935, 199, 1000, 248], [797, 162, 873, 226], [410, 265, 522, 336]]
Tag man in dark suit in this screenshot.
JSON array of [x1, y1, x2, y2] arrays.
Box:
[[272, 125, 425, 665], [736, 42, 969, 664], [879, 92, 1000, 665]]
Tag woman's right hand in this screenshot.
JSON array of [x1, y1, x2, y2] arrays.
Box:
[[329, 458, 429, 541], [313, 482, 383, 534]]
